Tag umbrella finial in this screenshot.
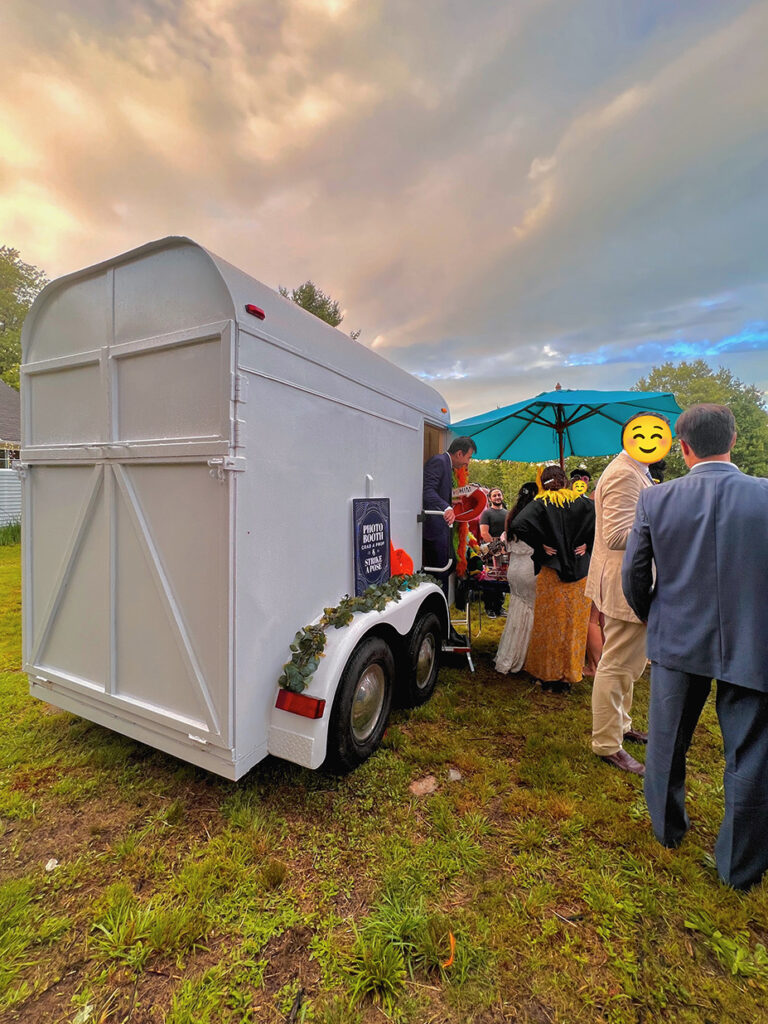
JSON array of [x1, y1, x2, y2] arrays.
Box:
[[554, 382, 562, 391]]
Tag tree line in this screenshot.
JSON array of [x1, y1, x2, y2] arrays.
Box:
[[0, 246, 48, 390], [2, 245, 766, 475]]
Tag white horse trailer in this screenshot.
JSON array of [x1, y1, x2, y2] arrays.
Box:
[[20, 237, 451, 780]]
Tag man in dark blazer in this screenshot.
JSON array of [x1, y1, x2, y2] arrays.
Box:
[[422, 436, 476, 591], [622, 404, 768, 890]]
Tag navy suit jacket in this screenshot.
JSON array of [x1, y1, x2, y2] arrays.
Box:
[[622, 462, 768, 691], [422, 452, 453, 565]]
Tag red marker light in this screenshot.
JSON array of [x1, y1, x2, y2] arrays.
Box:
[[275, 689, 326, 719], [245, 304, 266, 320]]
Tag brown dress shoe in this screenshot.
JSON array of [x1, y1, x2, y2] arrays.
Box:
[[599, 748, 645, 776], [623, 729, 648, 744]]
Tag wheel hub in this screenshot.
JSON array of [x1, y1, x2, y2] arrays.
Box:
[[416, 634, 436, 689], [351, 664, 386, 741]]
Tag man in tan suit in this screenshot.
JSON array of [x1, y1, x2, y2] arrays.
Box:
[[585, 449, 654, 775]]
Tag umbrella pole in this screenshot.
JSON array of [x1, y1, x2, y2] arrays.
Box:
[[555, 405, 565, 470]]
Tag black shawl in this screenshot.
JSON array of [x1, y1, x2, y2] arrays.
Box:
[[510, 492, 595, 583]]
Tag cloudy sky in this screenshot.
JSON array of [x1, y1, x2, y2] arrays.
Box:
[[2, 0, 767, 419]]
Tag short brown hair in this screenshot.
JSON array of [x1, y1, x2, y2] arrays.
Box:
[[676, 404, 736, 457], [448, 436, 477, 455]]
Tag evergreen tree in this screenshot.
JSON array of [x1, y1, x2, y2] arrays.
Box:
[[279, 280, 361, 340]]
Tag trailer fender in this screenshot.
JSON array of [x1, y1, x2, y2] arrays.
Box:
[[268, 581, 447, 769]]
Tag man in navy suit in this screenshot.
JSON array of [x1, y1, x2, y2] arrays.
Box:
[[622, 404, 768, 890], [422, 436, 476, 595]]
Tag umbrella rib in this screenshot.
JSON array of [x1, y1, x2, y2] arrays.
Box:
[[493, 406, 554, 459], [459, 404, 544, 440], [563, 405, 603, 456], [460, 404, 553, 457], [560, 406, 601, 426], [562, 406, 626, 428]]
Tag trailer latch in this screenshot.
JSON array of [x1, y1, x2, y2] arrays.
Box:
[[208, 456, 247, 481]]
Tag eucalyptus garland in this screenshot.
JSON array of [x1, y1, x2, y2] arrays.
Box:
[[278, 573, 435, 693]]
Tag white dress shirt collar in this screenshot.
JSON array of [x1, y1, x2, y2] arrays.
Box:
[[689, 459, 739, 471], [624, 452, 655, 481]]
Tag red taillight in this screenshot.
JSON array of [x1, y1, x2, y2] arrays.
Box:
[[245, 304, 266, 320], [275, 689, 326, 719]]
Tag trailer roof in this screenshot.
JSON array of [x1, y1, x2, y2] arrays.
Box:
[[22, 236, 449, 425]]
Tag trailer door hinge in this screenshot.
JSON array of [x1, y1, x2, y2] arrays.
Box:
[[232, 373, 249, 403], [208, 456, 247, 481]]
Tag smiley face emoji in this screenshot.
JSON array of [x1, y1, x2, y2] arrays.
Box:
[[622, 413, 673, 464], [572, 479, 588, 495]]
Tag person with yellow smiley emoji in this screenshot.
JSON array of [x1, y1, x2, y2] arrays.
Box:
[[584, 412, 674, 777], [621, 413, 673, 465], [570, 466, 592, 496]]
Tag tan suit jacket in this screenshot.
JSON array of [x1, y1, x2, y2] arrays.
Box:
[[585, 452, 652, 623]]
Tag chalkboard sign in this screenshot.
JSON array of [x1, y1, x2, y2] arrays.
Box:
[[352, 498, 391, 596]]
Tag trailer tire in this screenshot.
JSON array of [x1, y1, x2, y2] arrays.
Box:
[[327, 637, 394, 771], [401, 611, 442, 707]]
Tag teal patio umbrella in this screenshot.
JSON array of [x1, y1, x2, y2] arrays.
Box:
[[451, 388, 682, 468]]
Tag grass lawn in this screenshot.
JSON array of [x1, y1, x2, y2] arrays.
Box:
[[1, 542, 767, 1023]]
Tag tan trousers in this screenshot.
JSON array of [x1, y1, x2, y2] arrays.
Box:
[[591, 615, 647, 755]]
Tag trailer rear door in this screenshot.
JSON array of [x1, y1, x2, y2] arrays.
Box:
[[23, 308, 235, 755]]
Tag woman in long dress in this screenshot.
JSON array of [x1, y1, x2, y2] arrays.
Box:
[[494, 483, 538, 675], [511, 466, 596, 693]]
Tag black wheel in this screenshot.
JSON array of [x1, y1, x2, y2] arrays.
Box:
[[327, 637, 394, 771], [401, 612, 442, 708]]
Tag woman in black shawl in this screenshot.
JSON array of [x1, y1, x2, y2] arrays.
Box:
[[510, 465, 595, 692]]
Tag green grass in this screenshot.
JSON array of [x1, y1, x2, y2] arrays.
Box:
[[0, 521, 20, 546], [1, 541, 767, 1022]]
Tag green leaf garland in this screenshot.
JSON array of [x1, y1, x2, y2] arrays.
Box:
[[277, 573, 436, 693]]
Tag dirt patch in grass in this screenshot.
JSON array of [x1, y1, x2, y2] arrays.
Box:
[[5, 933, 234, 1024], [8, 765, 63, 794], [1, 769, 230, 883], [254, 925, 322, 1011], [3, 948, 87, 1024], [0, 794, 141, 883]]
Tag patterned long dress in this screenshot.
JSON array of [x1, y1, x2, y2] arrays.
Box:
[[523, 568, 592, 684], [494, 539, 536, 674]]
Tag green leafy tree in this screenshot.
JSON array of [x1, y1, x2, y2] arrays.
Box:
[[470, 454, 613, 505], [469, 461, 539, 507], [634, 360, 768, 478], [565, 454, 613, 486], [279, 280, 361, 340], [0, 246, 48, 389]]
